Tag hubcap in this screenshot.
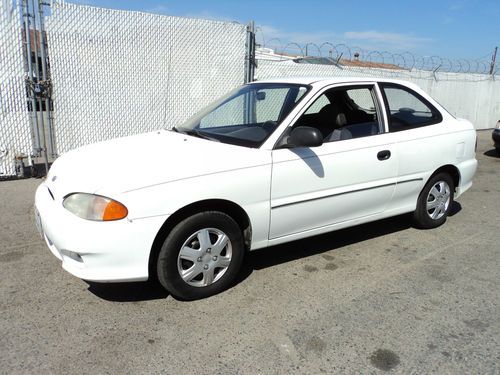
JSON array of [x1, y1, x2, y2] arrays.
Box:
[[177, 228, 232, 287], [426, 181, 451, 220]]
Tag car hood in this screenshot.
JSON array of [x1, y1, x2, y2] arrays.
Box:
[[46, 130, 271, 199]]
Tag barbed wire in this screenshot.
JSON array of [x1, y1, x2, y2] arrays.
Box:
[[257, 35, 495, 75]]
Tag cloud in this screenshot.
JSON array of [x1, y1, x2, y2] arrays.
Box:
[[183, 11, 236, 23], [442, 0, 470, 26], [344, 30, 432, 50], [442, 0, 471, 26], [145, 7, 237, 23], [256, 24, 339, 47], [255, 25, 431, 54], [442, 15, 454, 25], [67, 0, 96, 5], [146, 5, 169, 15], [449, 0, 469, 11]]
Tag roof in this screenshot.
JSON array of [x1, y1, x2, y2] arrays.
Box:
[[21, 29, 47, 53], [252, 76, 411, 86], [255, 48, 404, 70], [340, 59, 403, 70], [251, 77, 426, 101], [293, 57, 403, 70]]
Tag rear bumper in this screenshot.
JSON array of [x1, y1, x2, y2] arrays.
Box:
[[35, 182, 168, 282], [455, 158, 477, 198]]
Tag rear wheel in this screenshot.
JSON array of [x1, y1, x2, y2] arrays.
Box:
[[413, 173, 454, 229], [156, 211, 244, 300]]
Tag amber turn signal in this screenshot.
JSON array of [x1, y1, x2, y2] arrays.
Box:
[[103, 200, 128, 221]]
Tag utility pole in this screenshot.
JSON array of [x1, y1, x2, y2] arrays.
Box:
[[244, 21, 255, 84], [489, 46, 498, 75]]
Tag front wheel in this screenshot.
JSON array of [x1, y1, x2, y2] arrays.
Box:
[[156, 211, 244, 300], [413, 173, 454, 229]]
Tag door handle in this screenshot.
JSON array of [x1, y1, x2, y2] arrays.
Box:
[[377, 150, 391, 161]]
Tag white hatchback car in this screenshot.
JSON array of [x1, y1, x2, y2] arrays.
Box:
[[35, 78, 477, 300]]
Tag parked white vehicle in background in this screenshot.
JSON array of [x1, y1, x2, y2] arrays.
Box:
[[35, 77, 477, 300]]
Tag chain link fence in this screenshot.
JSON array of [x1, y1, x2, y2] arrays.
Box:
[[1, 1, 498, 178], [45, 1, 247, 154], [0, 0, 32, 177]]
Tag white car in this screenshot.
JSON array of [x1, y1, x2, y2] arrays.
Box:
[[35, 77, 477, 300]]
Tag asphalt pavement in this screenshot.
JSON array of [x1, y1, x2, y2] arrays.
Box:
[[0, 130, 498, 374]]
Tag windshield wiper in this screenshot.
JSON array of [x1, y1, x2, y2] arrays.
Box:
[[179, 128, 220, 142]]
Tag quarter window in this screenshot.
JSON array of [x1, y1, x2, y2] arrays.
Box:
[[304, 95, 330, 115], [381, 84, 442, 132]]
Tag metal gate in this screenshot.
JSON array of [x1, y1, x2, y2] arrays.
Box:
[[0, 0, 32, 177]]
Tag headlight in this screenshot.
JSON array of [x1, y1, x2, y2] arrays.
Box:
[[63, 193, 128, 221]]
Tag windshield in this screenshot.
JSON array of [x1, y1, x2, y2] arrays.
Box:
[[175, 83, 310, 147]]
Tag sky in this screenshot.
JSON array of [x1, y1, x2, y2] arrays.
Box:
[[71, 0, 499, 61]]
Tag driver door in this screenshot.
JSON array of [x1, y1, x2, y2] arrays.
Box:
[[269, 84, 398, 240]]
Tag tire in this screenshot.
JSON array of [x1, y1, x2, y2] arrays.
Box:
[[413, 173, 454, 229], [495, 147, 500, 155], [156, 211, 244, 300]]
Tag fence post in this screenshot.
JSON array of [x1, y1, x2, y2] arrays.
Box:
[[244, 21, 256, 83], [37, 0, 56, 159], [29, 0, 49, 175], [22, 0, 42, 158], [489, 46, 497, 76], [21, 0, 52, 176]]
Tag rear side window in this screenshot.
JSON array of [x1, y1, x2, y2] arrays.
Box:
[[380, 84, 442, 132], [345, 88, 377, 113]]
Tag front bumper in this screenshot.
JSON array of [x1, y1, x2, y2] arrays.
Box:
[[34, 182, 168, 282], [492, 129, 500, 148]]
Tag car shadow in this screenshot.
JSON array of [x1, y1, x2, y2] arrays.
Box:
[[483, 149, 500, 158], [449, 201, 462, 217], [236, 213, 412, 282], [86, 280, 169, 302], [86, 212, 449, 302], [290, 148, 325, 178]]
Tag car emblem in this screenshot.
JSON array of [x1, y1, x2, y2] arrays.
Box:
[[52, 176, 57, 182]]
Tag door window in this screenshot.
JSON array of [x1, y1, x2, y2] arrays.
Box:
[[294, 85, 381, 142], [380, 84, 442, 132]]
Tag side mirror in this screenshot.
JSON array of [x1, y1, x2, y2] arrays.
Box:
[[284, 126, 323, 148]]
